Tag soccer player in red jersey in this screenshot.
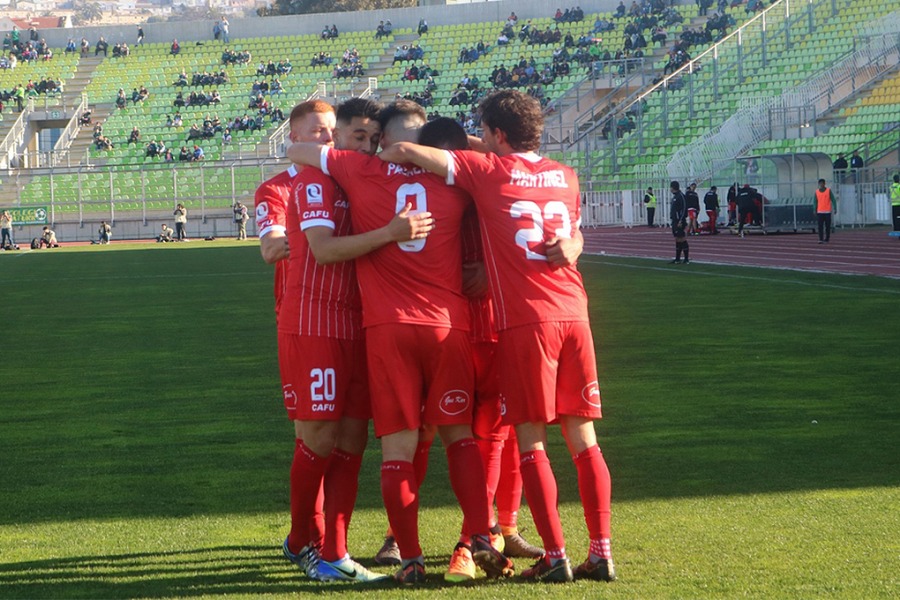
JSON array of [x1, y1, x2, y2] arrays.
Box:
[[277, 99, 433, 583], [287, 101, 513, 584], [379, 89, 617, 583]]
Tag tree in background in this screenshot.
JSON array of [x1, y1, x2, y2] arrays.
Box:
[[72, 1, 104, 25]]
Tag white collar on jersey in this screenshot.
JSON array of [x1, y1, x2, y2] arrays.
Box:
[[512, 151, 542, 163], [287, 164, 299, 177]]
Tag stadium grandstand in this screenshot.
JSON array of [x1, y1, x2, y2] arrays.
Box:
[[0, 0, 897, 243]]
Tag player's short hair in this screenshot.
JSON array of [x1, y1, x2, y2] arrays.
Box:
[[818, 178, 826, 185], [711, 186, 717, 191], [478, 89, 543, 152], [670, 180, 680, 191], [289, 100, 333, 128], [893, 174, 899, 183], [378, 99, 426, 131], [418, 117, 468, 151], [336, 97, 381, 126]]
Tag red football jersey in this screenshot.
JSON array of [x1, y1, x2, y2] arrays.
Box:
[[461, 204, 496, 343], [279, 166, 362, 340], [447, 150, 589, 330], [321, 148, 471, 330], [254, 165, 298, 317]]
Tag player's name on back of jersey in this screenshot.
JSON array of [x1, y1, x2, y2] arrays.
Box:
[[511, 169, 569, 188]]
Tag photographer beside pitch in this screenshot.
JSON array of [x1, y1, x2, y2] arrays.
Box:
[[378, 89, 616, 583]]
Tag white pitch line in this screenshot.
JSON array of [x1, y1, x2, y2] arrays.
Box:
[[580, 255, 900, 294]]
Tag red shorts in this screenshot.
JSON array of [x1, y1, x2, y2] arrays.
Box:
[[497, 321, 602, 425], [472, 341, 507, 442], [687, 208, 699, 219], [366, 324, 474, 437], [277, 333, 370, 422]]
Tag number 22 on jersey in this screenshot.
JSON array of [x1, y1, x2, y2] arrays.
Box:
[[510, 200, 572, 261]]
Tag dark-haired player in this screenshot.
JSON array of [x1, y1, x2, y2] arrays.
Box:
[[379, 89, 616, 584], [277, 99, 432, 583], [287, 101, 513, 585]]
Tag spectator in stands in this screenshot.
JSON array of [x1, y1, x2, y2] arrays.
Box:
[[222, 127, 232, 144], [814, 179, 836, 244], [179, 146, 191, 161], [40, 226, 59, 248], [271, 106, 284, 122], [832, 152, 848, 181], [850, 150, 864, 175], [171, 39, 180, 56], [375, 21, 387, 39], [158, 224, 174, 242], [95, 37, 108, 57], [115, 88, 126, 109], [173, 113, 183, 127], [79, 110, 92, 125], [65, 38, 77, 53], [146, 140, 160, 157], [164, 148, 175, 162], [192, 145, 205, 162], [128, 127, 141, 144], [418, 18, 429, 36], [137, 26, 144, 46], [81, 37, 90, 56]]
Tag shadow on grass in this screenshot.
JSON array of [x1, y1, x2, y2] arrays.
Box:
[[2, 246, 898, 525], [0, 545, 515, 598]]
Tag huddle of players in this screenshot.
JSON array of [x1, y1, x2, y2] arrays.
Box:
[[255, 89, 616, 585]]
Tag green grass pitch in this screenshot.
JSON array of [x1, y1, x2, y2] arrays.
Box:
[[1, 242, 898, 599]]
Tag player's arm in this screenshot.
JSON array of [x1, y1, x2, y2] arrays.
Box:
[[304, 203, 434, 265], [285, 142, 327, 168], [260, 232, 288, 264], [545, 229, 584, 268], [466, 135, 490, 154], [378, 142, 450, 178]]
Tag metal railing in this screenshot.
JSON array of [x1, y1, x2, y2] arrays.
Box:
[[0, 103, 31, 170], [48, 93, 89, 167], [267, 82, 327, 157], [666, 30, 900, 182]]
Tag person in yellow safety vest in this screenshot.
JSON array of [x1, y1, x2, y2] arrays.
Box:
[[890, 174, 900, 232], [814, 178, 836, 244], [643, 186, 657, 227]]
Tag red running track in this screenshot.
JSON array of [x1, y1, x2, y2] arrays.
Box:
[[581, 226, 900, 279]]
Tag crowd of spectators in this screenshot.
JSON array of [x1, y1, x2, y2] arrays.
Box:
[[175, 70, 229, 87], [173, 89, 221, 108], [394, 44, 425, 64], [321, 24, 339, 40], [553, 6, 586, 23], [221, 48, 252, 65], [2, 27, 53, 62], [333, 47, 364, 78], [112, 42, 130, 58], [375, 20, 394, 39], [458, 42, 490, 64]]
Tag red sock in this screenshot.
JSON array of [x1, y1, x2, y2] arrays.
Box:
[[447, 438, 490, 538], [321, 448, 363, 562], [413, 438, 432, 486], [381, 461, 421, 559], [520, 449, 566, 556], [310, 479, 325, 549], [476, 437, 504, 513], [288, 440, 328, 553], [573, 445, 612, 539], [496, 432, 522, 530]]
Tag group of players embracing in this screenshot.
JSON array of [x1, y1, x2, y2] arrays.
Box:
[[254, 88, 616, 585]]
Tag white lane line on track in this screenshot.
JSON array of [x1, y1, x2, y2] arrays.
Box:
[[580, 255, 900, 293]]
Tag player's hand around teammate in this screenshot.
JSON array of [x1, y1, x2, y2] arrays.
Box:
[[389, 202, 434, 241], [546, 231, 584, 268]]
